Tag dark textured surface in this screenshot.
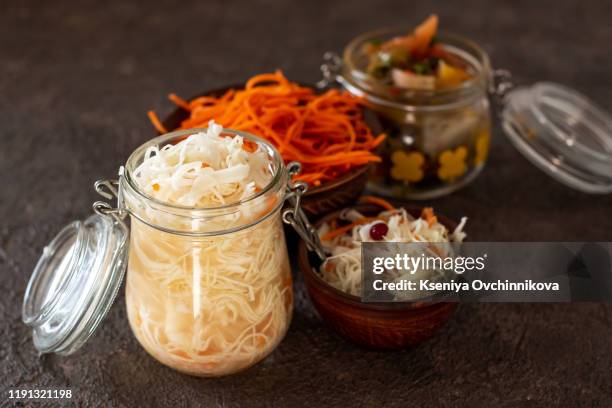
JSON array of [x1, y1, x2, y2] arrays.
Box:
[[1, 0, 612, 407]]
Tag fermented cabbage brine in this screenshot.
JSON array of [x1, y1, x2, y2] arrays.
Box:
[[121, 123, 293, 376]]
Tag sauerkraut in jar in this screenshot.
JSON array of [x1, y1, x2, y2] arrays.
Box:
[[121, 123, 292, 376]]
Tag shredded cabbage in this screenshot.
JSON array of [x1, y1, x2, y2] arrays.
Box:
[[133, 121, 271, 208], [125, 122, 292, 376], [319, 208, 467, 298]]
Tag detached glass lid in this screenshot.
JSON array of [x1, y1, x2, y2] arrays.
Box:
[[501, 81, 612, 194], [22, 210, 128, 355]]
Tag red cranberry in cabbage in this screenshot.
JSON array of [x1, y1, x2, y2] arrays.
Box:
[[369, 222, 389, 240]]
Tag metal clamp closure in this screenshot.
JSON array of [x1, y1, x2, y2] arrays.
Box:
[[490, 68, 515, 105], [317, 51, 342, 90], [282, 162, 327, 261], [93, 176, 128, 227]]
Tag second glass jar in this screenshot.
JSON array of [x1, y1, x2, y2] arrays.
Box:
[[329, 29, 493, 199]]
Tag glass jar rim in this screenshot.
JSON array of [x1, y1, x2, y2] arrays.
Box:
[[123, 127, 286, 215], [341, 28, 492, 108]]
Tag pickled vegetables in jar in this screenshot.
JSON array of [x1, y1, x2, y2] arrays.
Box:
[[336, 15, 493, 199]]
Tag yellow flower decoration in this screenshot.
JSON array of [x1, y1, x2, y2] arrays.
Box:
[[437, 146, 468, 182], [390, 150, 425, 183], [474, 129, 491, 165]]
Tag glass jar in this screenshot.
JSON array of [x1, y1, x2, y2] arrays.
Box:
[[121, 129, 292, 376], [322, 30, 493, 199], [22, 128, 301, 377]]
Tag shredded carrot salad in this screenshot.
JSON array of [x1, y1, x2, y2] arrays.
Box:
[[148, 71, 386, 186]]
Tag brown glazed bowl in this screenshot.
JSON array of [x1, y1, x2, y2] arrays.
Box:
[[297, 203, 458, 350], [160, 85, 384, 218]]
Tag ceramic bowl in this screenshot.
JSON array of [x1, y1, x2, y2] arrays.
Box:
[[297, 203, 458, 349]]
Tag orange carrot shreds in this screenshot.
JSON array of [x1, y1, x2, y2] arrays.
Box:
[[148, 71, 386, 185], [148, 110, 168, 134], [168, 93, 191, 111], [359, 195, 396, 211], [321, 216, 385, 241], [421, 207, 438, 227], [242, 139, 259, 153], [293, 172, 326, 184]]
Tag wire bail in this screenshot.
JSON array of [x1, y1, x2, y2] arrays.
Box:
[[317, 51, 342, 90], [490, 68, 515, 105], [282, 162, 327, 261], [93, 171, 128, 226]]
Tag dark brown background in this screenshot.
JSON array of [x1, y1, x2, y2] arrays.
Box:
[[1, 0, 611, 407]]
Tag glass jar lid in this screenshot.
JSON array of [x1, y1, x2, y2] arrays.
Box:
[[22, 213, 128, 355], [502, 82, 612, 194]]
